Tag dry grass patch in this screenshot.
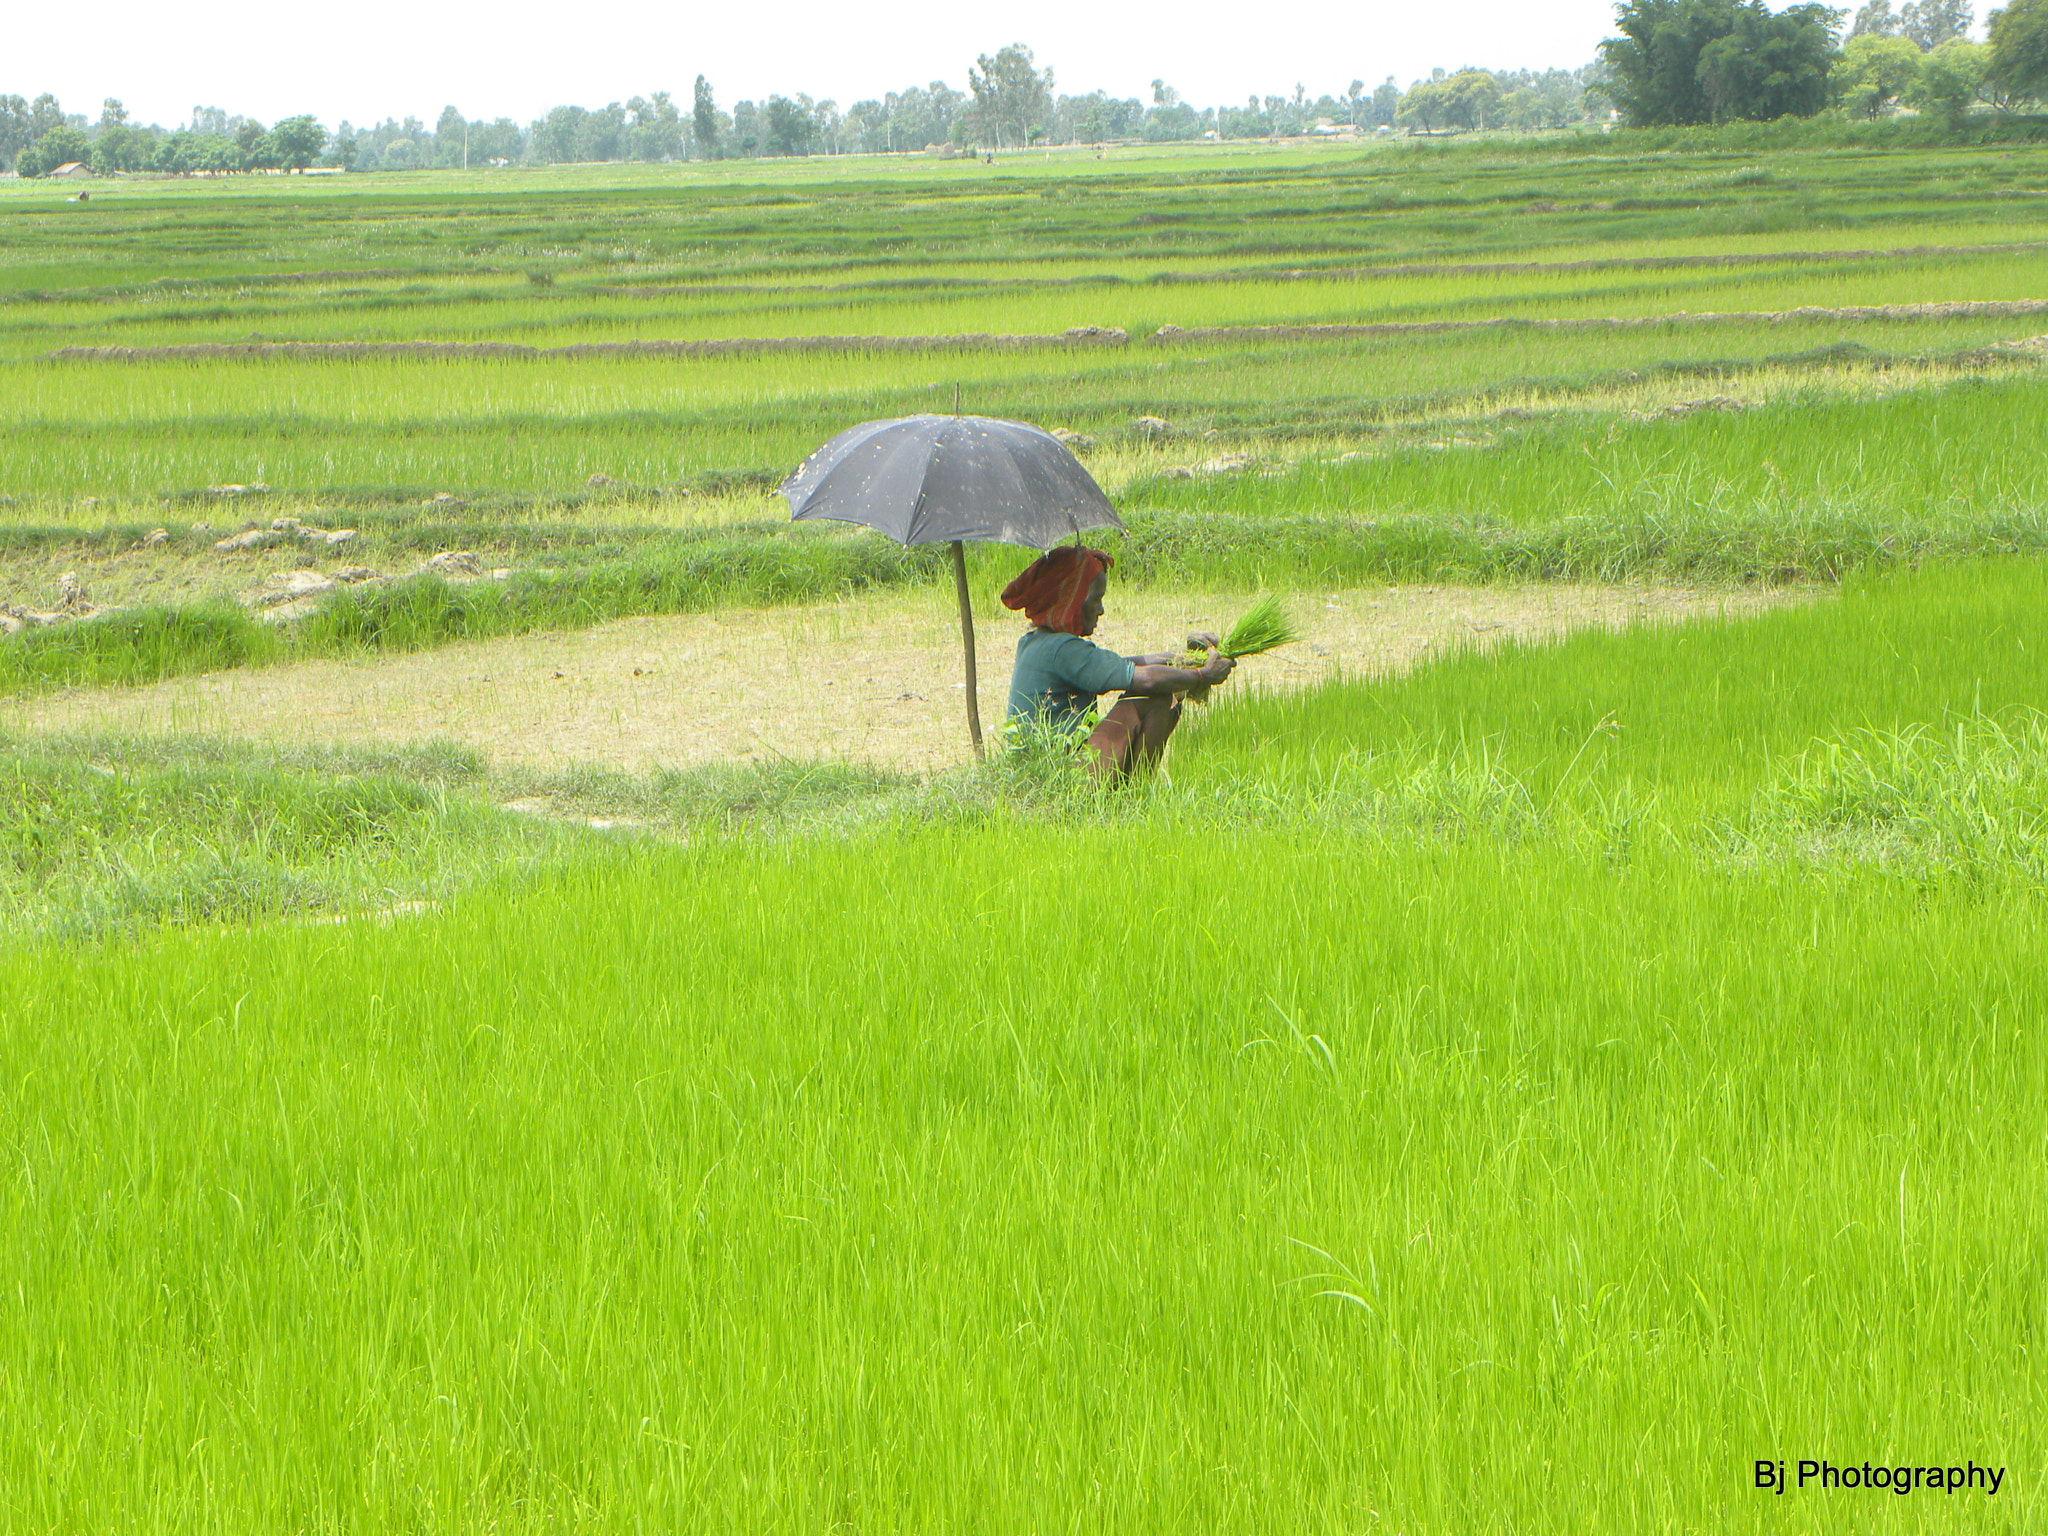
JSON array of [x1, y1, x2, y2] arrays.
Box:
[[5, 581, 1811, 775]]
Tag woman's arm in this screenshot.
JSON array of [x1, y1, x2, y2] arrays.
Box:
[[1126, 631, 1223, 667], [1125, 650, 1235, 698]]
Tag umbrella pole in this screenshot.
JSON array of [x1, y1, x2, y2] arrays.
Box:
[[950, 539, 985, 760]]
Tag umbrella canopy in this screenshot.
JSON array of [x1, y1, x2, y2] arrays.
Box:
[[780, 415, 1124, 761], [781, 414, 1123, 549]]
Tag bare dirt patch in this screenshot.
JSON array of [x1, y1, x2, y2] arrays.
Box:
[[5, 582, 1811, 775]]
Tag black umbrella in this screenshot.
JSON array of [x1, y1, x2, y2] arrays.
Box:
[[781, 414, 1124, 757]]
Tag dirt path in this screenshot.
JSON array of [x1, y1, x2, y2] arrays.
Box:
[[6, 583, 1808, 775]]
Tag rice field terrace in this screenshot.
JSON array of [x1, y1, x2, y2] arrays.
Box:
[[2, 134, 2044, 1531]]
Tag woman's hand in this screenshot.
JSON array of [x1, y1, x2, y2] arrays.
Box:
[[1185, 631, 1221, 652], [1198, 652, 1236, 685]]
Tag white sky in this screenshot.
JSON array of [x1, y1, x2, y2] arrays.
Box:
[[14, 0, 1625, 131]]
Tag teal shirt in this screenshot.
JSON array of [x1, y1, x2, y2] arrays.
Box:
[[1006, 629, 1137, 736]]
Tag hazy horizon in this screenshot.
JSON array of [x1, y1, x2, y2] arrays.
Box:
[[15, 0, 1625, 131]]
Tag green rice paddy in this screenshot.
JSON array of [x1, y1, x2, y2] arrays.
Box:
[[1, 135, 2044, 1531]]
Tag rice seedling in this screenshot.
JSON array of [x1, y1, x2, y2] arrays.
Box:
[[1216, 592, 1299, 657], [1, 143, 2043, 1533], [1174, 592, 1300, 701], [0, 784, 2038, 1530], [4, 309, 2039, 526], [1177, 558, 2048, 833], [1131, 373, 2048, 540]]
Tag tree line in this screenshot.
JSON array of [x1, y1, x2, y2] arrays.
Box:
[[8, 4, 2048, 178], [1601, 0, 2048, 125], [0, 62, 1605, 178], [0, 97, 328, 176]]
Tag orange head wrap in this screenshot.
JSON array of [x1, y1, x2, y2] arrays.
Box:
[[1000, 545, 1113, 636]]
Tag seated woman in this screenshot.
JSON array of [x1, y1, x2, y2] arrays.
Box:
[[1000, 545, 1235, 779]]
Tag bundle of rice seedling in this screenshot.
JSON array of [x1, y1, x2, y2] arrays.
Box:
[[1217, 594, 1298, 659], [1177, 595, 1298, 703]]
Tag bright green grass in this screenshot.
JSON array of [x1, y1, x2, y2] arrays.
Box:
[[3, 560, 2043, 1530], [4, 139, 2048, 523], [2, 830, 2038, 1531], [3, 320, 2039, 518], [1136, 372, 2048, 530], [0, 731, 564, 940], [1178, 558, 2048, 832], [11, 243, 2047, 359], [0, 727, 944, 945], [5, 142, 2048, 322], [2, 140, 2044, 1534], [10, 379, 2048, 699], [20, 314, 2029, 434]]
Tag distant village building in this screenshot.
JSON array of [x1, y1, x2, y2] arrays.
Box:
[[49, 162, 93, 178]]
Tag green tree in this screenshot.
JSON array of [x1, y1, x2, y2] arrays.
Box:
[[764, 94, 817, 155], [1397, 79, 1448, 131], [149, 131, 193, 173], [1142, 80, 1202, 141], [1500, 84, 1544, 127], [469, 119, 521, 164], [28, 93, 66, 142], [577, 103, 626, 161], [89, 124, 151, 174], [693, 76, 718, 158], [434, 105, 467, 167], [1059, 89, 1143, 142], [17, 124, 91, 177], [730, 100, 761, 156], [1602, 0, 1839, 124], [267, 115, 327, 169], [1439, 68, 1503, 129], [1372, 77, 1402, 125], [89, 98, 153, 173], [1520, 65, 1601, 126], [1988, 0, 2048, 98], [529, 105, 587, 164], [838, 98, 884, 152], [626, 92, 684, 160], [1911, 35, 1991, 118], [967, 42, 1054, 147], [0, 95, 31, 170], [1847, 0, 1902, 37], [1901, 0, 1974, 48], [872, 82, 965, 150], [154, 129, 245, 174], [1837, 32, 1927, 111]]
